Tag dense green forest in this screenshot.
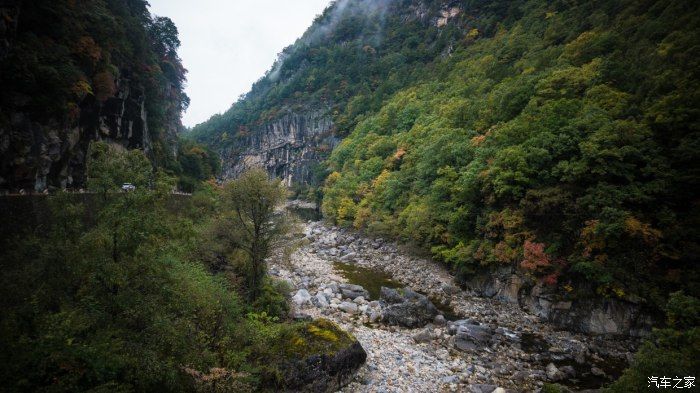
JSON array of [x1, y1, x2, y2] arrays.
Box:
[[320, 1, 700, 387]]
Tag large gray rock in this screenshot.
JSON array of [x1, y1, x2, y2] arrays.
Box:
[[339, 283, 370, 300], [313, 292, 330, 308], [339, 252, 357, 262], [412, 328, 433, 343], [546, 362, 564, 381], [278, 320, 367, 392], [292, 289, 312, 306], [379, 286, 439, 328], [453, 322, 494, 351]]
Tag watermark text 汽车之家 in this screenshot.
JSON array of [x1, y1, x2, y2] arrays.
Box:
[[648, 376, 695, 389]]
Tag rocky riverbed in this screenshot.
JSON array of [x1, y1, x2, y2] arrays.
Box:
[[270, 209, 637, 392]]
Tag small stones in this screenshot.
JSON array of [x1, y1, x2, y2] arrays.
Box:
[[272, 218, 635, 393]]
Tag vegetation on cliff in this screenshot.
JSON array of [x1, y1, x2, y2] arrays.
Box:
[[608, 291, 699, 392], [0, 0, 209, 191], [189, 0, 479, 163]]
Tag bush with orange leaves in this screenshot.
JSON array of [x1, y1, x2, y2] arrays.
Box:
[[520, 240, 566, 286]]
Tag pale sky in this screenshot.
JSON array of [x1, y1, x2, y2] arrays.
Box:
[[148, 1, 332, 128]]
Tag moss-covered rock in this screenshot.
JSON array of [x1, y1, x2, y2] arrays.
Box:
[[270, 319, 367, 392]]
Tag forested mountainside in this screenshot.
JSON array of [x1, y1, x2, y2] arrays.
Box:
[[322, 0, 700, 314], [0, 0, 216, 192]]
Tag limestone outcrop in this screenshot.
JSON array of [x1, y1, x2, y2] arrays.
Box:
[[220, 109, 337, 186]]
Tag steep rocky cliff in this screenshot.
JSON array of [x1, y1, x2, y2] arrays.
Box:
[[463, 267, 658, 336], [0, 0, 188, 192], [220, 110, 337, 186], [1, 77, 154, 191]]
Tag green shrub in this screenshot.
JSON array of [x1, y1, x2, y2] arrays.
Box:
[[252, 279, 292, 320]]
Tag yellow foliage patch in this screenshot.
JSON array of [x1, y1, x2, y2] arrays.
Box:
[[470, 134, 486, 147], [624, 216, 662, 245]]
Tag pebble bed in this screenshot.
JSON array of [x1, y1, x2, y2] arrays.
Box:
[[269, 216, 636, 393]]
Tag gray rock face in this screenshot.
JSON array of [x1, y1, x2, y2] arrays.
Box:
[[219, 109, 337, 186], [0, 74, 173, 192], [463, 268, 657, 336], [379, 286, 439, 328]]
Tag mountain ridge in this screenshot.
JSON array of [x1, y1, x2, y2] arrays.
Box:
[[189, 0, 503, 185]]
